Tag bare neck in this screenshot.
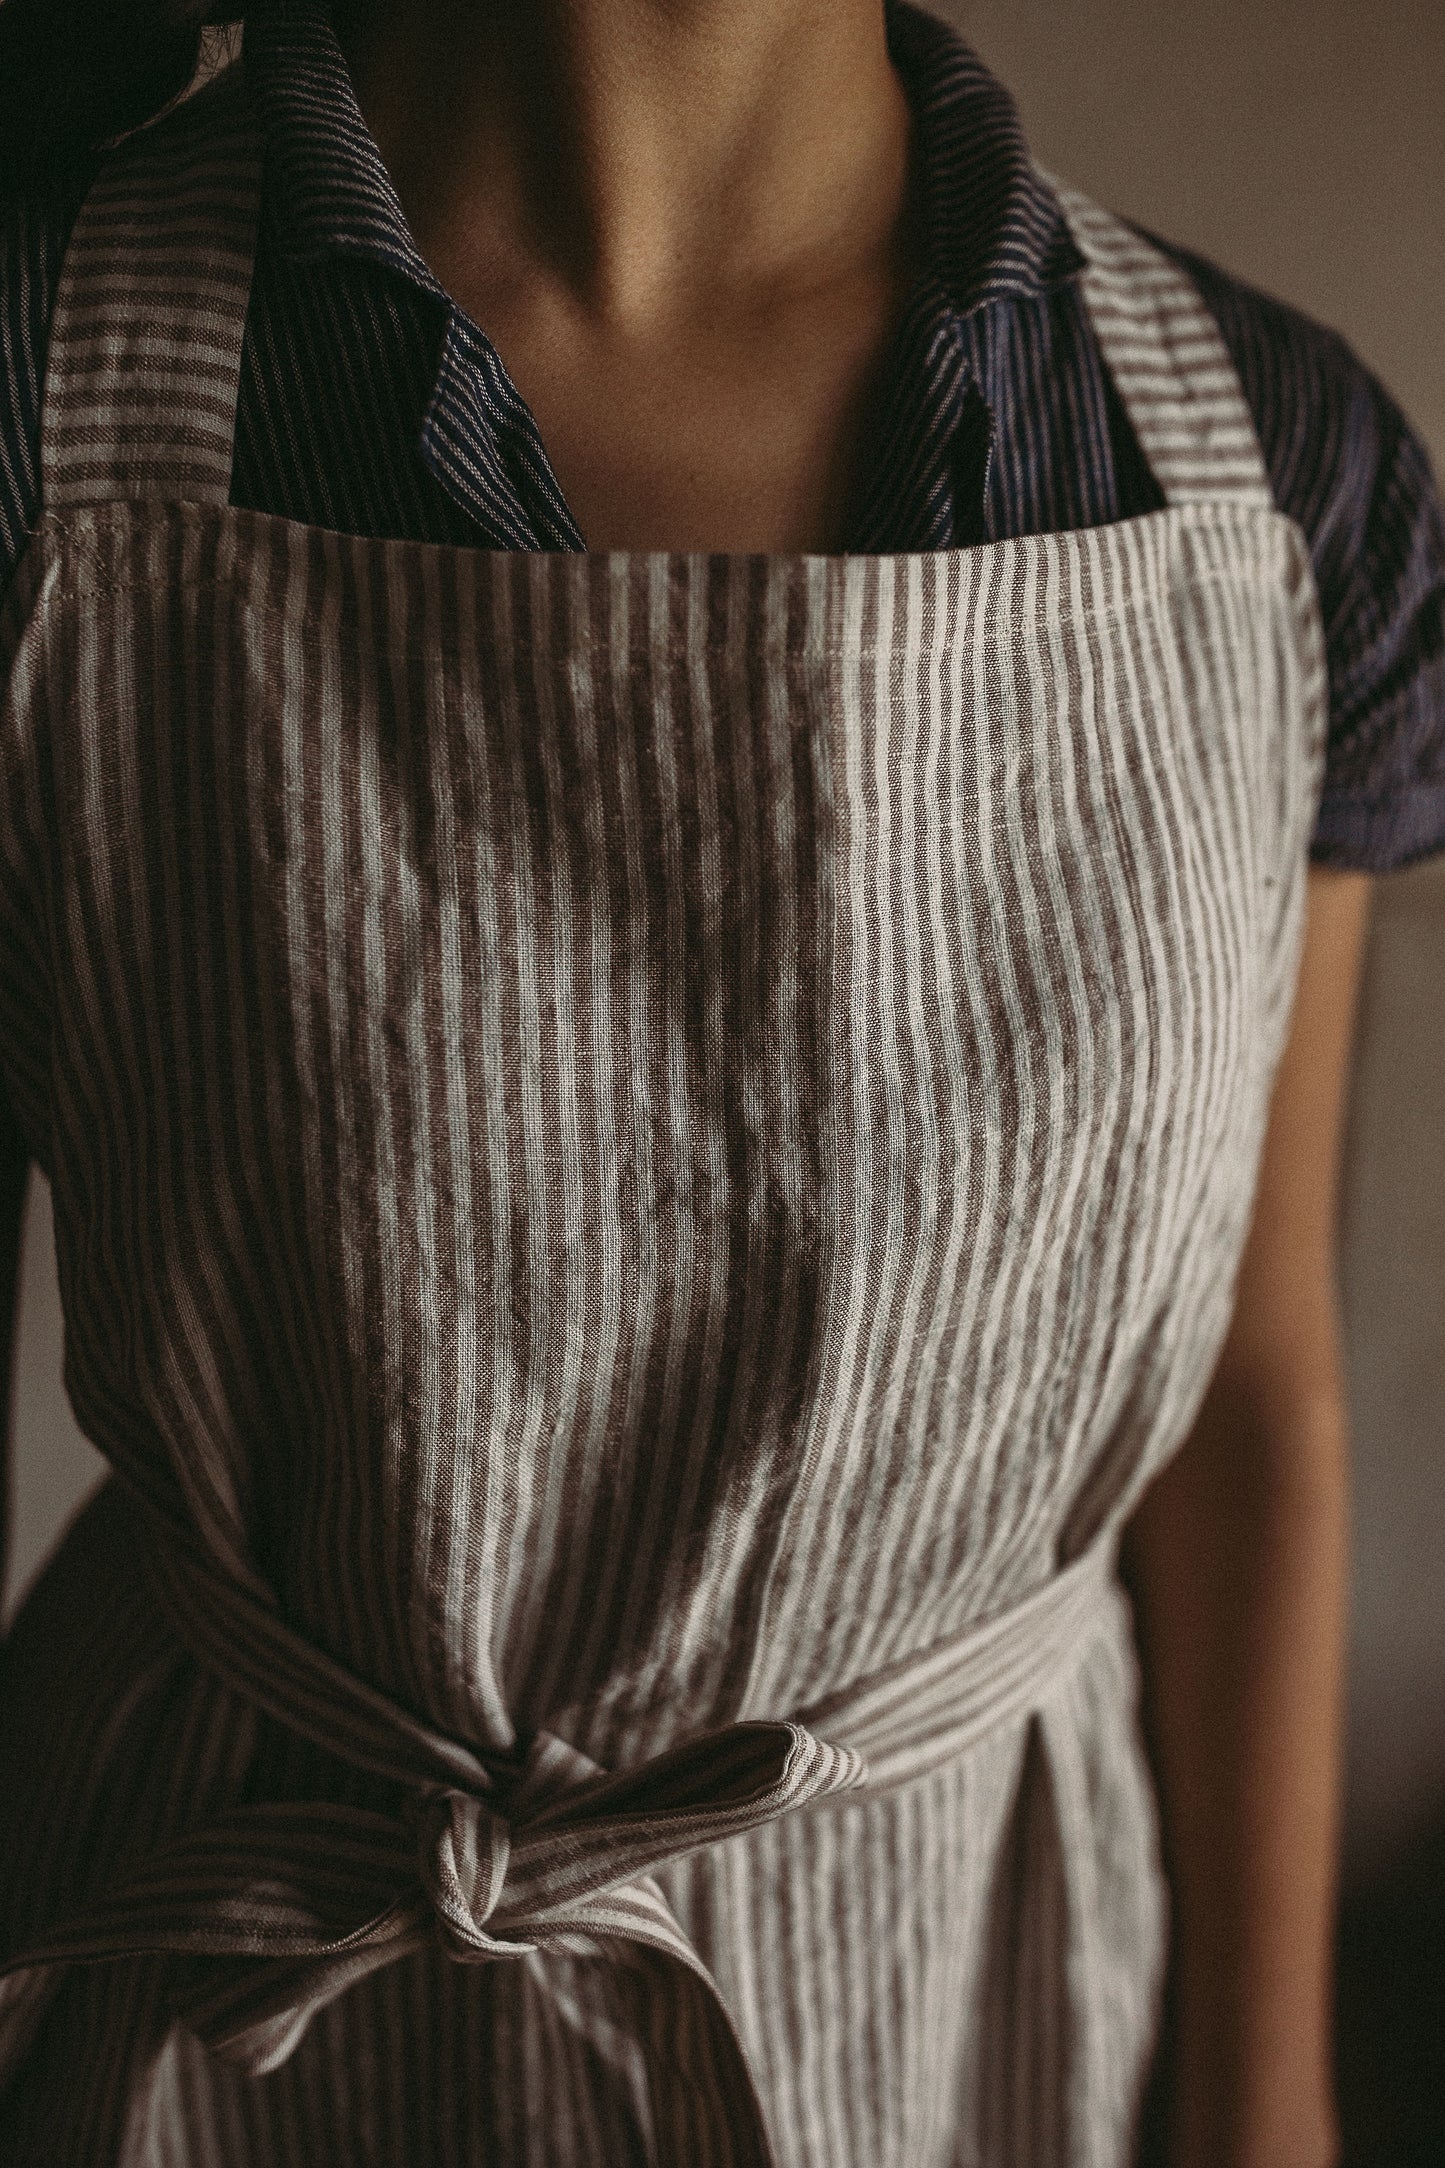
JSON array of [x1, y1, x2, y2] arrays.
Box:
[[334, 0, 914, 331]]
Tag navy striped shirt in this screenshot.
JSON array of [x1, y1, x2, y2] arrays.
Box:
[[2, 0, 1443, 869]]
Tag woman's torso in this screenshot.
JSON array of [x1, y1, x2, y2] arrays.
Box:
[[0, 15, 1360, 2168]]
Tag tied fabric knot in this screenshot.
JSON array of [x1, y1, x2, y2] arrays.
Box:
[[415, 1728, 617, 1961], [0, 1705, 866, 2097], [0, 1495, 1116, 2165], [419, 1788, 521, 1959], [0, 1486, 872, 2100], [415, 1720, 868, 1968], [167, 1716, 869, 2090]]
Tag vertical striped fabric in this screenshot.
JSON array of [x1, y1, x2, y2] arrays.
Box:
[[0, 63, 1328, 2168]]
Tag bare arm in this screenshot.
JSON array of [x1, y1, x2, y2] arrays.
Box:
[[1123, 863, 1373, 2168]]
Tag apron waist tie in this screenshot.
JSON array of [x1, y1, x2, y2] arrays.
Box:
[[10, 1505, 1119, 2162]]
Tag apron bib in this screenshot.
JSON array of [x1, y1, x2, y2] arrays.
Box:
[[0, 63, 1326, 2168]]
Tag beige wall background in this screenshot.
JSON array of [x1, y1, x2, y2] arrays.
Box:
[[3, 2, 1444, 1903]]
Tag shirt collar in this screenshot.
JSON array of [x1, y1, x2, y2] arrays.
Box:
[[243, 0, 447, 292], [885, 0, 1085, 317], [243, 0, 1084, 318]]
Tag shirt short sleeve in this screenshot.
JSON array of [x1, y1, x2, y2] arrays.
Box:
[[1161, 242, 1445, 872]]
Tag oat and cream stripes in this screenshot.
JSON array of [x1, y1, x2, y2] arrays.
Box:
[[1050, 179, 1276, 512], [0, 60, 1327, 2168], [37, 72, 261, 511]]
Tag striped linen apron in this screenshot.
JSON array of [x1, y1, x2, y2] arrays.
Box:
[[0, 63, 1326, 2168]]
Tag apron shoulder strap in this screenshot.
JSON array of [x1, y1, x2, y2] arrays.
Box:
[[1047, 176, 1275, 513], [39, 59, 264, 513]]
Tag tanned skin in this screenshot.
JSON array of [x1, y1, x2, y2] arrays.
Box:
[[334, 0, 924, 554], [334, 7, 1366, 2159]]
